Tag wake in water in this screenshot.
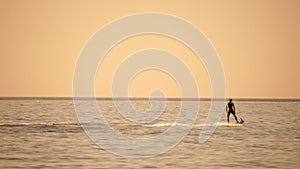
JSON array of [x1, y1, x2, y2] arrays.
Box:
[[145, 122, 243, 127], [0, 122, 79, 127], [0, 121, 243, 127]]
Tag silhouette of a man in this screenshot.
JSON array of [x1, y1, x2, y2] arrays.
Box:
[[226, 99, 238, 123]]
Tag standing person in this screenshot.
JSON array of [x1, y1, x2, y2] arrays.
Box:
[[226, 99, 238, 123]]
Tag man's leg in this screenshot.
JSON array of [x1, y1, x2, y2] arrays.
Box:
[[232, 112, 238, 122], [227, 112, 230, 123]]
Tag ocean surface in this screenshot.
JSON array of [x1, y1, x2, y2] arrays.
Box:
[[0, 98, 299, 168]]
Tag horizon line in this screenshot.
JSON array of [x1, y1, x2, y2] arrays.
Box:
[[0, 96, 299, 102]]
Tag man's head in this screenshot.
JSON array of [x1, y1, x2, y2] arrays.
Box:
[[229, 99, 233, 102]]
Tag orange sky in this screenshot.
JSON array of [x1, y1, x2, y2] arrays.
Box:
[[0, 0, 299, 98]]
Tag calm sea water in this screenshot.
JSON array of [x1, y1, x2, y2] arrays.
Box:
[[0, 98, 299, 168]]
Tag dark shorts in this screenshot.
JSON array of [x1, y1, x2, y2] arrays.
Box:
[[228, 110, 235, 114]]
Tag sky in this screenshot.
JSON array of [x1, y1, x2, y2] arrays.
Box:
[[0, 0, 299, 98]]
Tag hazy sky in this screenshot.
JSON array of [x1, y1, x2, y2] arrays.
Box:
[[0, 0, 299, 98]]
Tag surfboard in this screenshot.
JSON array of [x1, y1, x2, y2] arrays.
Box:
[[217, 122, 243, 126]]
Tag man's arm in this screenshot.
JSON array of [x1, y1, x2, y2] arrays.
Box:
[[226, 103, 228, 112]]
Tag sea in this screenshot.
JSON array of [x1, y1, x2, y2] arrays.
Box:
[[0, 98, 299, 169]]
